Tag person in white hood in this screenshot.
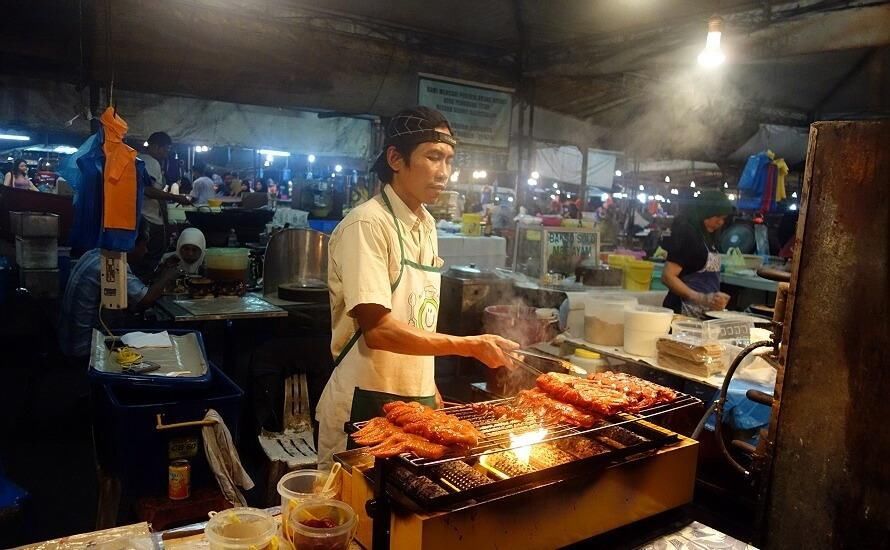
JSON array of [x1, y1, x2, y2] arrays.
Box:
[[161, 227, 206, 274]]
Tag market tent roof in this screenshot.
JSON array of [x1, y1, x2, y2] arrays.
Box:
[[2, 0, 888, 163]]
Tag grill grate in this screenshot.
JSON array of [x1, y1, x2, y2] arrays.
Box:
[[348, 390, 701, 468]]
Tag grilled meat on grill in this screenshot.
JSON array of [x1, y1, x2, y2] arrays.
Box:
[[351, 417, 402, 446], [366, 432, 448, 459], [515, 388, 601, 428], [585, 371, 677, 411], [536, 372, 634, 416], [383, 401, 482, 448], [470, 402, 529, 422]]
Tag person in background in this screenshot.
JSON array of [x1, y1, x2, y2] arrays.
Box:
[[661, 190, 734, 318], [178, 176, 193, 196], [138, 132, 192, 278], [189, 163, 217, 206], [58, 227, 180, 360], [161, 227, 206, 275], [266, 179, 278, 201], [3, 158, 37, 191]]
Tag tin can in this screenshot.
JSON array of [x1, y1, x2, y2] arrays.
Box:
[[168, 459, 191, 500]]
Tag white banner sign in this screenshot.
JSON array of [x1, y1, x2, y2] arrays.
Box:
[[418, 77, 512, 149]]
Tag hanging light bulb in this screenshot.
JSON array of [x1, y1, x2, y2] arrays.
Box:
[[638, 184, 644, 191], [601, 193, 610, 201], [792, 191, 798, 198], [531, 170, 540, 180], [727, 193, 736, 201], [450, 171, 460, 182], [690, 181, 696, 188], [527, 178, 538, 186], [334, 164, 343, 173], [789, 203, 798, 211], [664, 175, 671, 183], [308, 154, 316, 163], [615, 169, 623, 177], [636, 193, 647, 204], [723, 182, 729, 188], [697, 16, 726, 68], [670, 188, 679, 195]]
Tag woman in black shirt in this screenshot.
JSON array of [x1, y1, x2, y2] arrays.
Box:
[[662, 190, 734, 317]]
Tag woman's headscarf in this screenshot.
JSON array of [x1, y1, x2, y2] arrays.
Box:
[[679, 189, 734, 246], [175, 228, 206, 273]]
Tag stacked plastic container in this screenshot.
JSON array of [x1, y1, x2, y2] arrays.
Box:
[[10, 212, 60, 298]]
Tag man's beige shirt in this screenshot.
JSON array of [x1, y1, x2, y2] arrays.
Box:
[[328, 185, 441, 360]]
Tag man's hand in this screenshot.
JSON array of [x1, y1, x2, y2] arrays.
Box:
[[465, 334, 520, 369], [434, 387, 444, 409], [695, 291, 731, 310], [174, 195, 192, 206]]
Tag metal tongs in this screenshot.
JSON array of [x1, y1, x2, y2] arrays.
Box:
[[507, 351, 545, 376]]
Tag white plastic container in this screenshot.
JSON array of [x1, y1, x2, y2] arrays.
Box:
[[205, 507, 278, 550], [277, 469, 340, 541], [624, 305, 674, 356], [584, 295, 638, 346]]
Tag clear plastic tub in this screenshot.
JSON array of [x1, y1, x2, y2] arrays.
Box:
[[205, 507, 278, 550], [584, 295, 638, 346], [288, 499, 358, 550], [278, 469, 340, 542], [672, 318, 753, 344]]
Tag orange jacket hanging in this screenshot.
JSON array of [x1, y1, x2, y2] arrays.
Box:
[[100, 107, 139, 230]]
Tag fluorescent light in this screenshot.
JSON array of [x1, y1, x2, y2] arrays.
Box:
[[0, 134, 30, 141], [53, 146, 77, 154], [308, 154, 316, 163], [265, 155, 274, 163], [697, 16, 726, 68], [690, 181, 696, 188], [530, 170, 540, 179], [263, 160, 271, 167], [527, 178, 538, 186], [615, 169, 622, 177], [664, 176, 671, 183], [259, 149, 290, 157], [335, 164, 343, 173]]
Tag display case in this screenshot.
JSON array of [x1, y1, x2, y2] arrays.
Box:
[[511, 224, 600, 280]]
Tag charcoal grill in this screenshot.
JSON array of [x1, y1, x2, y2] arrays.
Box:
[[340, 389, 702, 549]]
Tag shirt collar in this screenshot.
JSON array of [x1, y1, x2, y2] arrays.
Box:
[[382, 185, 435, 232]]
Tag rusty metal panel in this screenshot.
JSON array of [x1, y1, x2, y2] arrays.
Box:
[[763, 121, 890, 548]]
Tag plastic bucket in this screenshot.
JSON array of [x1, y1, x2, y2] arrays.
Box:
[[624, 259, 654, 291], [278, 469, 340, 541], [205, 507, 278, 550], [288, 499, 358, 550], [624, 305, 673, 356]]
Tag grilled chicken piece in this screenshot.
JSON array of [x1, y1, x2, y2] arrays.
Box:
[[515, 389, 601, 428], [351, 417, 403, 446], [366, 432, 448, 459], [585, 371, 676, 411], [536, 372, 633, 416], [383, 401, 482, 448]]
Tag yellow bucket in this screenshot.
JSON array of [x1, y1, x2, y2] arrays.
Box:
[[607, 254, 631, 269], [624, 259, 655, 291], [461, 213, 482, 236]]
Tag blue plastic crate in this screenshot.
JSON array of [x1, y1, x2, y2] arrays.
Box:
[[88, 328, 212, 390], [92, 363, 243, 495]]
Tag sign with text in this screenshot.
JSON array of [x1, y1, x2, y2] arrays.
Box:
[[418, 77, 512, 149]]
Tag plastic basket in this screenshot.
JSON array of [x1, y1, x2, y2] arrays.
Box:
[[91, 363, 243, 494]]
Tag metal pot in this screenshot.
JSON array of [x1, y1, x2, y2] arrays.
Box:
[[263, 228, 329, 296]]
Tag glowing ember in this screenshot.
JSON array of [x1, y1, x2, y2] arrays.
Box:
[[509, 429, 548, 465]]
